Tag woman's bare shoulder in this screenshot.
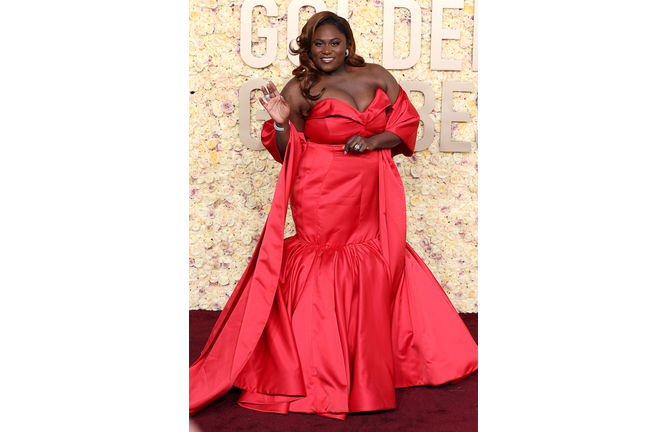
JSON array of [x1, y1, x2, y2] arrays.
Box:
[[361, 63, 399, 103], [281, 77, 303, 100], [282, 77, 300, 92], [281, 78, 309, 117]]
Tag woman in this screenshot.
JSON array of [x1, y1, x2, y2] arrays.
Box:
[[189, 11, 478, 420]]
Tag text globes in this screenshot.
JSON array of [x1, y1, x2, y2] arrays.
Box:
[[237, 0, 477, 153]]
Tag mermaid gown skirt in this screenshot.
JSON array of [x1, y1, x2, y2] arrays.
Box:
[[189, 87, 478, 419], [237, 143, 397, 416]]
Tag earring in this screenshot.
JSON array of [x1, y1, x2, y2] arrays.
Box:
[[345, 49, 349, 57]]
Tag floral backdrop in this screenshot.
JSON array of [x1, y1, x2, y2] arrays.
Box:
[[189, 0, 478, 312]]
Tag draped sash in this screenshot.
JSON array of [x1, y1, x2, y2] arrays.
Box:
[[189, 122, 306, 416]]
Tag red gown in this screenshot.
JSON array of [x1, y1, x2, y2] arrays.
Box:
[[189, 86, 478, 420]]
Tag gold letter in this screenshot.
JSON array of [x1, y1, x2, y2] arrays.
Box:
[[337, 0, 348, 18], [240, 1, 278, 68], [440, 81, 474, 152], [239, 79, 271, 150], [431, 0, 464, 71], [382, 0, 421, 70]]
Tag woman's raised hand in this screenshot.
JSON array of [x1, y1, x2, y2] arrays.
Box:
[[258, 81, 291, 126]]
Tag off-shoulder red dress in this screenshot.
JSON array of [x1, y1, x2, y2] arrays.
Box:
[[189, 86, 478, 420]]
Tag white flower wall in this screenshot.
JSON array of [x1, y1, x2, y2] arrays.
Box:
[[189, 0, 478, 312]]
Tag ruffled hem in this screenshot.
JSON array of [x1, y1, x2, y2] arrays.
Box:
[[230, 236, 477, 418]]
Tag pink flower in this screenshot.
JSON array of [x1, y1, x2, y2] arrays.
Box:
[[198, 288, 206, 294], [207, 209, 215, 218], [221, 101, 234, 113], [213, 302, 221, 310], [189, 258, 195, 267], [451, 123, 459, 133], [373, 0, 382, 6], [190, 188, 198, 198]]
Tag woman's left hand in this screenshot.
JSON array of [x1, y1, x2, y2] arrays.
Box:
[[343, 135, 375, 155]]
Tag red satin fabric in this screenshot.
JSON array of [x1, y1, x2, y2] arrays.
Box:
[[189, 87, 478, 420]]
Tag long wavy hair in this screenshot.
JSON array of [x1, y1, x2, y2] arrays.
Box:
[[289, 11, 366, 102]]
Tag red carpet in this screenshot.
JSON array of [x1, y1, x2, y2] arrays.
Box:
[[190, 310, 478, 432]]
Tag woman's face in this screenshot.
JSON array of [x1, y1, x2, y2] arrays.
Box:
[[310, 24, 348, 74]]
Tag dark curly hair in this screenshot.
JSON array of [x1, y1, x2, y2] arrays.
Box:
[[289, 11, 366, 102]]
